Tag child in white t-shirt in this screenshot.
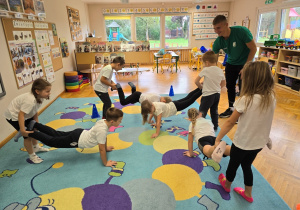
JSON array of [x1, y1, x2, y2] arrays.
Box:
[[141, 88, 202, 138], [215, 61, 276, 203], [5, 78, 51, 164], [26, 107, 123, 167], [183, 108, 231, 161], [94, 56, 125, 119], [195, 51, 226, 131]]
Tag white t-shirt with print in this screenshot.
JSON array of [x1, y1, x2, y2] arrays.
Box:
[[4, 92, 42, 121], [139, 93, 160, 104], [78, 119, 108, 148], [189, 117, 215, 142], [233, 94, 276, 150], [93, 65, 113, 93], [199, 66, 225, 97], [153, 102, 177, 118]]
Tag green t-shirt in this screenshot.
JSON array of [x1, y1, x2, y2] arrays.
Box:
[[213, 26, 253, 65]]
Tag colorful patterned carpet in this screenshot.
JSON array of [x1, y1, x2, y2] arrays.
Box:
[[0, 95, 290, 210]]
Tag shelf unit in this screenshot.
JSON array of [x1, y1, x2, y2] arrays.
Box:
[[259, 47, 300, 95]]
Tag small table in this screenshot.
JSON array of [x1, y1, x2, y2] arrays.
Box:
[[154, 51, 179, 73], [79, 69, 102, 85]]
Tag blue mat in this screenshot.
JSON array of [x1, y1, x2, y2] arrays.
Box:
[[0, 95, 290, 210]]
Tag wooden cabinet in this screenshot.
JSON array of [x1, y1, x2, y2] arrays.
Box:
[[259, 47, 300, 95]]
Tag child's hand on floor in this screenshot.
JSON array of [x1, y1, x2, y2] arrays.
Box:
[[151, 133, 158, 138], [106, 146, 114, 152], [106, 160, 117, 167], [183, 151, 196, 158]]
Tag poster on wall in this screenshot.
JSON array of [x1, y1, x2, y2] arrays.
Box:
[[8, 40, 43, 88], [66, 6, 83, 41], [34, 0, 45, 16], [34, 30, 51, 53], [0, 0, 9, 11], [22, 0, 35, 14], [60, 38, 69, 57], [8, 0, 23, 13]]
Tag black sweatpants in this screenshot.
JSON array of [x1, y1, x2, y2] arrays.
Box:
[[199, 93, 220, 130], [225, 63, 244, 107], [94, 90, 111, 118], [173, 88, 202, 111], [226, 143, 262, 186], [117, 87, 142, 106], [28, 122, 83, 148], [6, 117, 34, 139]]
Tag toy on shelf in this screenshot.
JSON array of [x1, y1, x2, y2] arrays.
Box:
[[264, 34, 280, 47]]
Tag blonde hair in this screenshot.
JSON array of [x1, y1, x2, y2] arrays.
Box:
[[141, 100, 152, 125], [240, 61, 275, 111], [188, 108, 199, 135], [202, 51, 217, 64], [162, 96, 172, 103]]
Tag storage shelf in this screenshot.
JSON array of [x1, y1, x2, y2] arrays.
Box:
[[275, 83, 299, 94], [277, 72, 300, 80], [279, 61, 300, 66], [268, 58, 278, 61]]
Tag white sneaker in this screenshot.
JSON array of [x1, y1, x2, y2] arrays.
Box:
[[212, 141, 226, 163], [266, 138, 272, 150], [30, 155, 43, 164], [34, 146, 49, 153]]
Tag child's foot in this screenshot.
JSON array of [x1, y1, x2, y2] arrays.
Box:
[[128, 82, 136, 93], [29, 154, 43, 164], [27, 120, 36, 131], [218, 173, 230, 192], [212, 141, 226, 163], [116, 83, 122, 89], [34, 146, 49, 153], [267, 138, 272, 150], [234, 187, 253, 203]]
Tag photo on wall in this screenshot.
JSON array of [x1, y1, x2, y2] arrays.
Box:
[[22, 0, 34, 14], [66, 6, 83, 41], [0, 0, 9, 11], [60, 38, 69, 57], [8, 0, 23, 13], [34, 0, 45, 15]]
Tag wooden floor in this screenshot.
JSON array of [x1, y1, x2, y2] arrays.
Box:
[[61, 64, 300, 210]]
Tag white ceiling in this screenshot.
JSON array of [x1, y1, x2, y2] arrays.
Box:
[[81, 0, 234, 4]]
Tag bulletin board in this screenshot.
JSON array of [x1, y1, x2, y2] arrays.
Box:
[[192, 12, 228, 39], [66, 6, 83, 41], [1, 17, 63, 88]]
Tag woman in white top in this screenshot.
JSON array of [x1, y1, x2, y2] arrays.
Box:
[[5, 78, 51, 164], [141, 88, 202, 138], [215, 61, 276, 203]]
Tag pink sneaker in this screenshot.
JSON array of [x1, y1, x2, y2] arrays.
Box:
[[218, 173, 230, 192], [234, 187, 253, 203]]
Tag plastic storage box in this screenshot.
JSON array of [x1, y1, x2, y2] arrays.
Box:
[[281, 67, 288, 74], [288, 65, 297, 77]]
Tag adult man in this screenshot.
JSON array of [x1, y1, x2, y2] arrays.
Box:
[[212, 15, 257, 118]]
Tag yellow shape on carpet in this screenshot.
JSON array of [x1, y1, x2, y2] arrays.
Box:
[[76, 133, 132, 153], [153, 135, 188, 154], [39, 188, 84, 209], [46, 119, 76, 130], [152, 164, 204, 201], [52, 162, 64, 168], [122, 105, 141, 114]]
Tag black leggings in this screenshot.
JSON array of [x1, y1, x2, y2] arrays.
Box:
[[225, 63, 243, 107], [226, 143, 262, 186], [6, 118, 34, 139], [199, 93, 220, 130], [173, 88, 202, 111], [117, 87, 142, 106], [28, 122, 83, 148], [94, 90, 111, 118]]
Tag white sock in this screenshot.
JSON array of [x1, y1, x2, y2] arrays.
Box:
[[229, 107, 234, 111], [29, 153, 36, 158]]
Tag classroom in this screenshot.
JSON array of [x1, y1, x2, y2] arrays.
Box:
[[0, 0, 299, 209]]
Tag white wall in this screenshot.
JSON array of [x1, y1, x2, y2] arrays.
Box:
[[87, 2, 231, 49], [0, 0, 89, 143]]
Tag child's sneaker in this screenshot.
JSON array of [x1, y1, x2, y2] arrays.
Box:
[[33, 145, 49, 153], [29, 155, 43, 164], [267, 138, 272, 150], [116, 83, 122, 89], [27, 120, 36, 131], [128, 82, 136, 93], [212, 141, 226, 163]]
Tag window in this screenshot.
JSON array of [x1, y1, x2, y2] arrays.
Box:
[[280, 7, 300, 40], [165, 15, 190, 48], [256, 11, 277, 43], [136, 16, 160, 48], [105, 16, 131, 41]]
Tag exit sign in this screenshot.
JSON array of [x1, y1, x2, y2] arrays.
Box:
[[265, 0, 273, 4]]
